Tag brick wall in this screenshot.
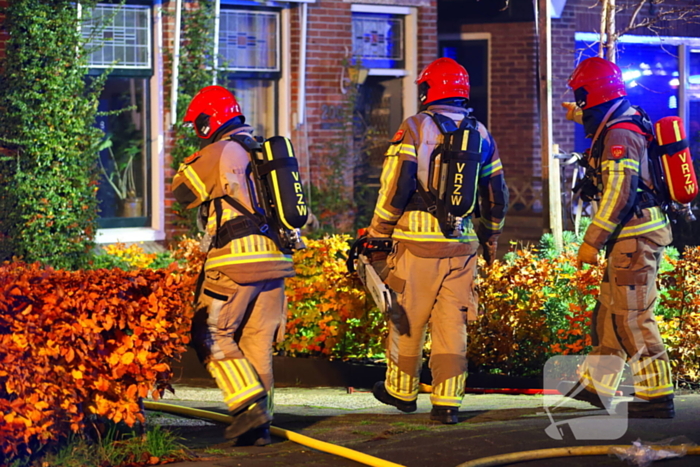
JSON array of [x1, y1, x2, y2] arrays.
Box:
[[459, 21, 541, 214], [162, 0, 439, 239]]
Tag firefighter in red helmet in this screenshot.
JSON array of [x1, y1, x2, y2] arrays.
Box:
[[368, 57, 509, 423], [559, 57, 675, 418], [172, 85, 295, 445]]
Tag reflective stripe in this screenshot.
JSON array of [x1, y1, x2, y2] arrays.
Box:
[[393, 212, 476, 243], [631, 359, 674, 399], [479, 216, 504, 231], [618, 208, 669, 237], [480, 158, 503, 177], [386, 143, 417, 157], [205, 252, 293, 269], [385, 359, 419, 402], [602, 159, 639, 172], [596, 161, 625, 226], [183, 165, 208, 202], [580, 360, 622, 398], [207, 359, 265, 411], [207, 208, 235, 232], [430, 372, 466, 408], [375, 156, 402, 222]]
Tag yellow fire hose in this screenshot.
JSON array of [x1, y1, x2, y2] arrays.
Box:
[[145, 401, 700, 467], [455, 445, 700, 467], [143, 401, 406, 467]]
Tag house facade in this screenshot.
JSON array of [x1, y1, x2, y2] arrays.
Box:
[[2, 0, 698, 249], [440, 0, 700, 247], [1, 0, 438, 245]]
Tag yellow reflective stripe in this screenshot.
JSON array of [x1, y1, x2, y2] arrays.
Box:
[[673, 119, 682, 141], [386, 143, 417, 157], [232, 359, 258, 387], [205, 252, 292, 269], [618, 209, 669, 237], [385, 359, 419, 401], [207, 361, 236, 394], [392, 230, 476, 243], [461, 130, 469, 151], [183, 165, 208, 201], [207, 209, 235, 232], [631, 359, 673, 399], [480, 158, 503, 177], [480, 216, 504, 231], [602, 159, 639, 172], [375, 156, 402, 221], [597, 162, 624, 222], [592, 217, 617, 232], [264, 138, 296, 230]]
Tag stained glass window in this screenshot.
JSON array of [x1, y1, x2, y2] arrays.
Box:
[[82, 4, 151, 69], [219, 10, 279, 72], [352, 13, 403, 67]]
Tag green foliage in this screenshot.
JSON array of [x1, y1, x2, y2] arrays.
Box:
[[0, 0, 104, 270], [24, 424, 189, 467], [279, 235, 386, 359]]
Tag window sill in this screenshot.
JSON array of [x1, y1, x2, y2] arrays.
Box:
[[95, 227, 165, 245]]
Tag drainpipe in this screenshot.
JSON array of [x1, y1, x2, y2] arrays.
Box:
[[213, 0, 221, 85], [170, 0, 183, 126], [297, 3, 308, 127]]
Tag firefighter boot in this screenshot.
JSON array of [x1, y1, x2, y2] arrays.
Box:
[[557, 381, 612, 409], [617, 395, 675, 419], [372, 381, 417, 413], [430, 406, 459, 424], [233, 422, 272, 446], [225, 397, 272, 441]]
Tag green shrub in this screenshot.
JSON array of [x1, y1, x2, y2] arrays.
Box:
[[0, 0, 105, 270]]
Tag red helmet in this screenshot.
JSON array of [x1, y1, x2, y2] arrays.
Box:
[[568, 57, 626, 109], [184, 85, 244, 138], [416, 57, 470, 105]]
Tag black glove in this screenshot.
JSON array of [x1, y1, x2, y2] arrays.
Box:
[[481, 239, 498, 266], [475, 224, 498, 266]]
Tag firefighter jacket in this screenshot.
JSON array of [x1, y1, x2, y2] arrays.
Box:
[[583, 106, 672, 250], [172, 125, 295, 284], [369, 104, 509, 258]]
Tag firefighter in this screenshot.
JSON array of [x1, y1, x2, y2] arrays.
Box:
[[559, 57, 675, 418], [172, 86, 295, 444], [367, 57, 508, 424]]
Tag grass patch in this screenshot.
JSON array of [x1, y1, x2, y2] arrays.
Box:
[[203, 448, 249, 457], [23, 424, 191, 467], [351, 430, 375, 437]]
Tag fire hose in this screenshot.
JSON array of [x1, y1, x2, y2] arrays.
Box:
[[144, 401, 700, 467]]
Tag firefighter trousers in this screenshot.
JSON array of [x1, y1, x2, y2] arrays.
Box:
[[190, 269, 287, 413], [580, 237, 673, 400], [383, 245, 478, 408]]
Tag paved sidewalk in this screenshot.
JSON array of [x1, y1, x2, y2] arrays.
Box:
[[148, 385, 700, 467]]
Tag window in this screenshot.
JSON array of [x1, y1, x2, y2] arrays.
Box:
[[219, 9, 279, 72], [219, 8, 281, 138], [82, 4, 151, 69], [351, 13, 404, 68], [350, 5, 416, 226], [82, 3, 154, 231]]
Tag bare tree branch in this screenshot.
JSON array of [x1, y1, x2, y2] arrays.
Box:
[[616, 3, 700, 38]]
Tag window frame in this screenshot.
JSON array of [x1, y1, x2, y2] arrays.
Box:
[[90, 2, 165, 244], [350, 4, 418, 120]]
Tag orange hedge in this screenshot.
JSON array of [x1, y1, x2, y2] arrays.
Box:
[[0, 262, 196, 462]]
